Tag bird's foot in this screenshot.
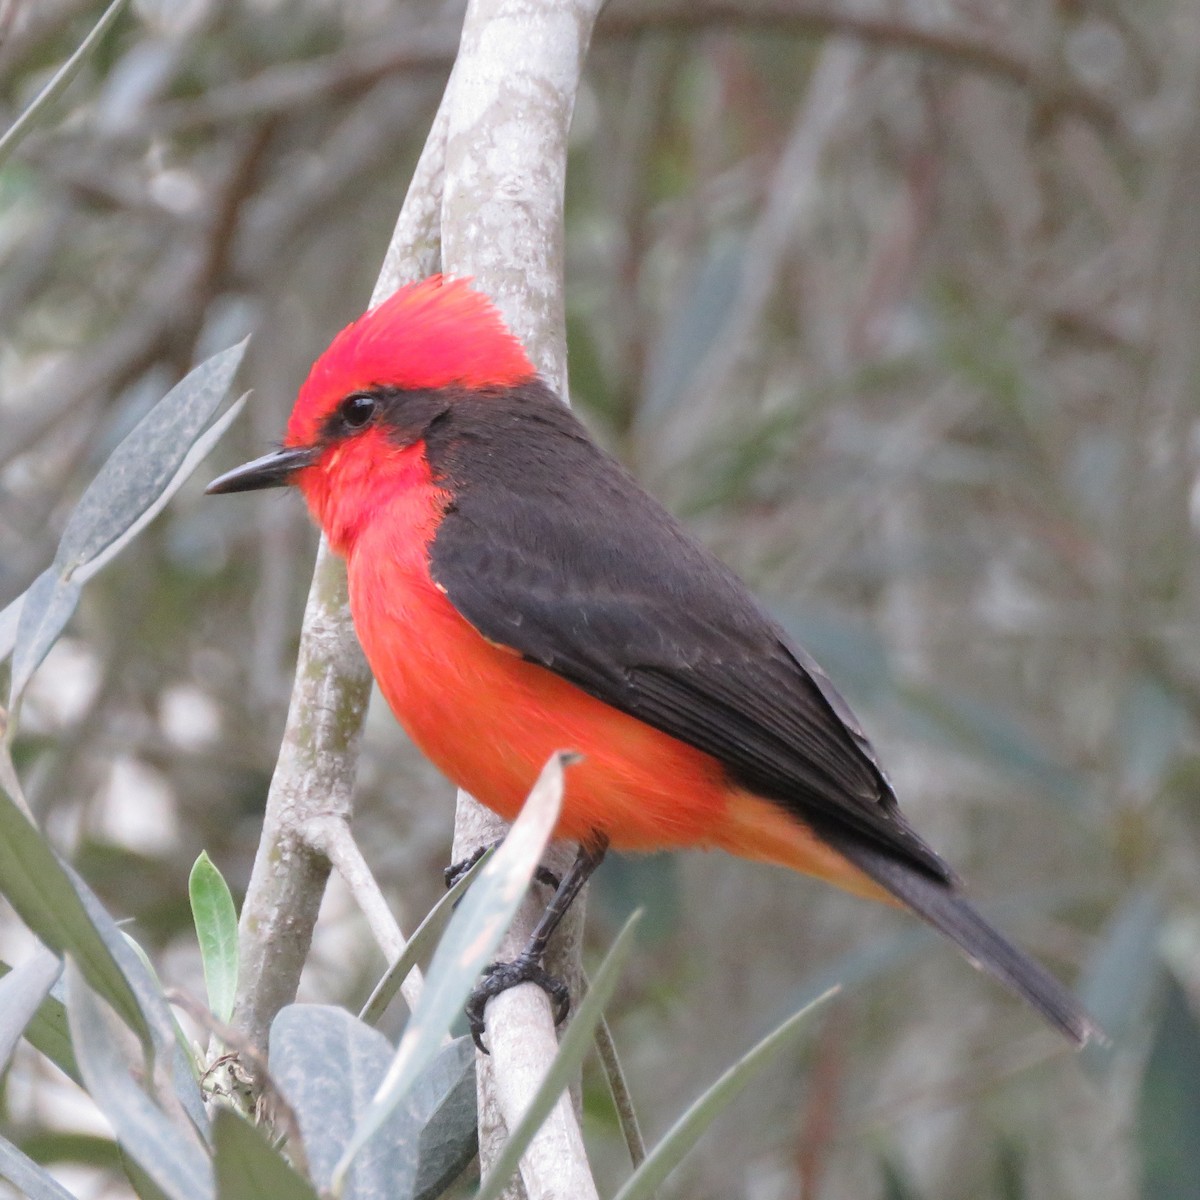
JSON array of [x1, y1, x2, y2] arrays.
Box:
[[466, 954, 570, 1053], [444, 842, 560, 891]]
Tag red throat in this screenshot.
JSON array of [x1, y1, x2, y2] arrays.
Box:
[[296, 433, 448, 557]]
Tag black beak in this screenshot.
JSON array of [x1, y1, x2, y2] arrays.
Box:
[[206, 446, 317, 495]]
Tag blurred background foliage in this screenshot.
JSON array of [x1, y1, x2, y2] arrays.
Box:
[[2, 0, 1199, 1197]]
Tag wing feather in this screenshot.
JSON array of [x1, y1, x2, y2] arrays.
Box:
[[426, 387, 952, 881]]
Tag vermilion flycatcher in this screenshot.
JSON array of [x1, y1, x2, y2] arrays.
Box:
[[208, 276, 1098, 1047]]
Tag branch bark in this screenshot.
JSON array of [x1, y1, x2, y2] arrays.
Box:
[[227, 94, 447, 1064], [230, 3, 604, 1193], [440, 1, 604, 1196]]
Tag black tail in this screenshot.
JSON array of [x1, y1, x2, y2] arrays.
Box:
[[823, 831, 1102, 1047]]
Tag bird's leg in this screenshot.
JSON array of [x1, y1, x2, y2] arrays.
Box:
[[466, 835, 609, 1052], [445, 839, 561, 891]]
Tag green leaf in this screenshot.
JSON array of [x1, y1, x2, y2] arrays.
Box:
[[0, 594, 20, 663], [5, 569, 80, 705], [189, 852, 239, 1026], [118, 932, 210, 1139], [0, 787, 203, 1135], [11, 1133, 119, 1176], [0, 946, 62, 1072], [331, 751, 571, 1191], [1080, 887, 1162, 1073], [474, 910, 643, 1200], [124, 1151, 178, 1200], [0, 958, 78, 1083], [56, 346, 248, 573], [358, 848, 491, 1027], [0, 393, 248, 669], [270, 1006, 475, 1200], [0, 0, 130, 170], [212, 1108, 319, 1200], [7, 349, 247, 703], [65, 967, 212, 1200], [0, 776, 148, 1043], [409, 1040, 476, 1200], [1137, 972, 1200, 1200], [0, 1132, 80, 1200], [77, 392, 250, 583], [611, 986, 838, 1200]]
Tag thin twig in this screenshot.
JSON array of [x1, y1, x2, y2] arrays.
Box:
[[142, 1, 1118, 137], [594, 1011, 646, 1169], [303, 814, 425, 1014], [599, 1, 1119, 131], [166, 986, 310, 1178]]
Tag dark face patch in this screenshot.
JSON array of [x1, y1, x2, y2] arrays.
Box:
[[319, 386, 453, 449]]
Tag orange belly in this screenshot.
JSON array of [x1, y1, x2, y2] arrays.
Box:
[[348, 507, 888, 902], [351, 518, 728, 848]]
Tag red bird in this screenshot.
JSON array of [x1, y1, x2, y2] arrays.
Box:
[[208, 276, 1097, 1046]]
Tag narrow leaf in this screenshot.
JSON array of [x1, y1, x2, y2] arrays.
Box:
[[0, 393, 247, 672], [119, 932, 211, 1142], [124, 1152, 176, 1200], [0, 946, 62, 1070], [611, 987, 838, 1200], [0, 0, 130, 170], [65, 967, 212, 1200], [1138, 973, 1200, 1200], [0, 593, 20, 663], [7, 570, 80, 709], [358, 848, 491, 1027], [56, 343, 248, 573], [0, 808, 199, 1133], [332, 752, 570, 1190], [0, 777, 148, 1042], [189, 852, 239, 1026], [1080, 887, 1162, 1073], [475, 910, 643, 1200], [8, 351, 247, 708], [73, 394, 250, 587], [0, 959, 78, 1083], [409, 1039, 476, 1200], [0, 1132, 80, 1200], [212, 1108, 319, 1200]]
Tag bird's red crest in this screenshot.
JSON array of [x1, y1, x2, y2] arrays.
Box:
[[285, 275, 536, 448]]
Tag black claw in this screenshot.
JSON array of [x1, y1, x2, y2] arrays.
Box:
[[444, 841, 499, 890], [533, 865, 561, 891], [456, 838, 607, 1052], [445, 844, 561, 892], [466, 955, 572, 1053]]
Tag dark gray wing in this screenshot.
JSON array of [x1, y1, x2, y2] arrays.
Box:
[[426, 388, 951, 881]]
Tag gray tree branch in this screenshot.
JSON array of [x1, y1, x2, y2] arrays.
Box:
[[440, 0, 604, 1195], [227, 94, 447, 1063], [229, 3, 604, 1193]]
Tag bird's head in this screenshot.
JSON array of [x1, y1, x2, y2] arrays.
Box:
[[206, 276, 536, 552]]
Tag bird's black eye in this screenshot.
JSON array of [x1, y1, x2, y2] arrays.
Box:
[[339, 393, 377, 430]]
